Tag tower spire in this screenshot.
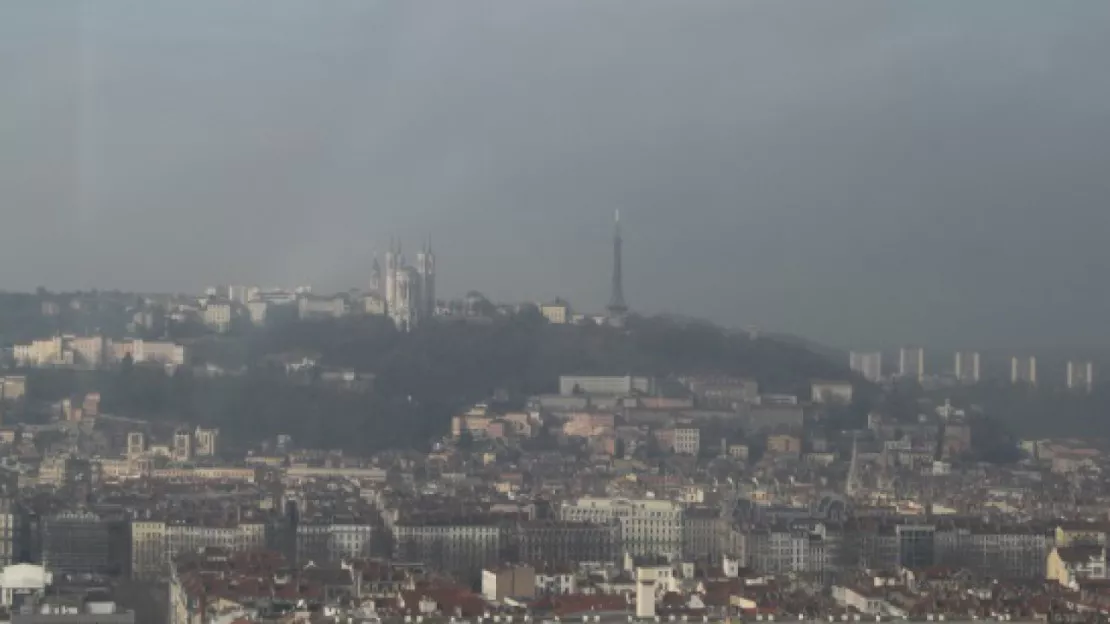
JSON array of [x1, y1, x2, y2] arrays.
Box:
[[606, 209, 628, 325]]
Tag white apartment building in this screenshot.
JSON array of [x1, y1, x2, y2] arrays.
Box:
[[560, 497, 683, 558], [13, 338, 64, 367], [247, 300, 268, 326], [899, 347, 925, 381], [1068, 361, 1094, 392], [558, 375, 655, 397], [673, 428, 700, 455], [203, 301, 233, 333], [849, 352, 882, 383], [1011, 356, 1037, 385], [15, 336, 186, 369], [540, 301, 571, 325], [112, 340, 187, 367], [68, 336, 105, 368], [954, 351, 980, 384], [193, 428, 219, 457], [132, 519, 267, 581], [296, 522, 375, 562], [298, 295, 347, 320]]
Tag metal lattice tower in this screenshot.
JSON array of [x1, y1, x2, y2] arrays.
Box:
[[606, 210, 628, 321]]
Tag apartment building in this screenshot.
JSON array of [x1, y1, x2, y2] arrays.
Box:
[[560, 497, 683, 558], [558, 375, 655, 397], [517, 521, 618, 567], [298, 295, 348, 320], [202, 300, 233, 333], [193, 428, 219, 457], [954, 351, 981, 384], [131, 517, 267, 581], [849, 352, 882, 383], [391, 518, 501, 576], [673, 428, 701, 455]]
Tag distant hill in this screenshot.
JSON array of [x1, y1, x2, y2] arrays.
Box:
[[248, 311, 856, 399], [23, 312, 859, 453], [761, 331, 848, 368]]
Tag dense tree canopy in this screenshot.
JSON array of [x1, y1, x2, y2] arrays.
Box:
[[23, 313, 855, 453]]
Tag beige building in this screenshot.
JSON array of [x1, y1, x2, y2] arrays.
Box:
[[540, 300, 571, 325], [767, 434, 802, 456], [132, 519, 267, 581], [111, 339, 187, 367], [0, 377, 26, 401], [95, 458, 138, 480], [482, 564, 536, 602], [13, 337, 64, 367], [131, 521, 167, 580], [1046, 545, 1106, 589], [202, 301, 233, 333], [150, 467, 257, 483], [68, 336, 105, 368]]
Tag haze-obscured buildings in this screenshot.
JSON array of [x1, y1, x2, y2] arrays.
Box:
[[954, 351, 980, 384], [849, 351, 882, 383], [1012, 356, 1037, 385], [899, 347, 924, 382]]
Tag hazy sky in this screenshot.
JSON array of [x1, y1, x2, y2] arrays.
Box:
[[3, 1, 1110, 349]]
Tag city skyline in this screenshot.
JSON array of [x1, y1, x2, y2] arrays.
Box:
[[2, 3, 1109, 619], [4, 3, 1110, 349]]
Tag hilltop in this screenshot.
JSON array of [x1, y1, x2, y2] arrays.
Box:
[[21, 311, 858, 452]]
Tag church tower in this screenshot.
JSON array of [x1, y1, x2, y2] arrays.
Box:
[[383, 238, 398, 313], [390, 267, 418, 331]]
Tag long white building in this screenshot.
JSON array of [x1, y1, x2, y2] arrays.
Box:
[[560, 497, 683, 558], [14, 336, 185, 369]]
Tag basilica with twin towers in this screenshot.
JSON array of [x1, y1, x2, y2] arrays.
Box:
[[371, 237, 435, 331]]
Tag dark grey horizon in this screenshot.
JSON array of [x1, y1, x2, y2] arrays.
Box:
[[3, 1, 1110, 350]]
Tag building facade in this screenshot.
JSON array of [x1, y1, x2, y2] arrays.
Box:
[[849, 352, 882, 383]]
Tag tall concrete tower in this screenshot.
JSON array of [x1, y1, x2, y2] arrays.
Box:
[[416, 236, 436, 320], [606, 210, 628, 326]]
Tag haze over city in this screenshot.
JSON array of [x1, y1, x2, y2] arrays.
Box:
[[4, 1, 1110, 349]]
